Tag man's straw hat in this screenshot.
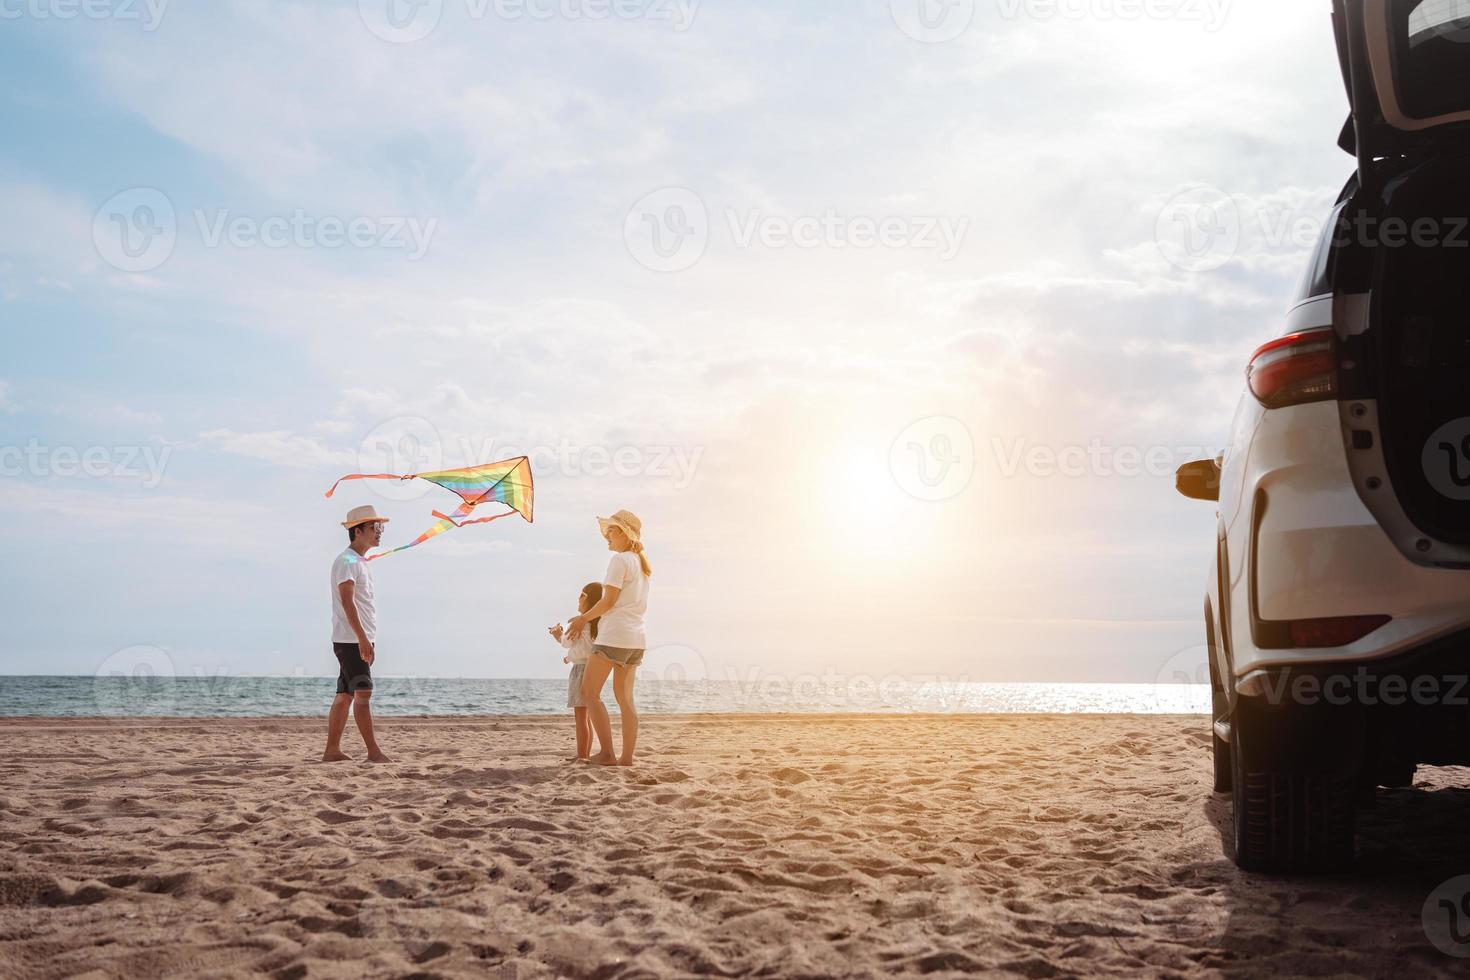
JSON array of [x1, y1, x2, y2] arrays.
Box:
[[597, 509, 642, 543], [341, 505, 391, 529]]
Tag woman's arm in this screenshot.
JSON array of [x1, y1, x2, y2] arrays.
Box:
[[567, 586, 621, 640]]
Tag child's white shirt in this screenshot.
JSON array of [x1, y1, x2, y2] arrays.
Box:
[[558, 622, 595, 665]]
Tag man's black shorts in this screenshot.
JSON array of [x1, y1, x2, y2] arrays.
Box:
[[333, 642, 373, 694]]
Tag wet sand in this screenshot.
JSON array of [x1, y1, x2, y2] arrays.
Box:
[[1, 714, 1468, 978]]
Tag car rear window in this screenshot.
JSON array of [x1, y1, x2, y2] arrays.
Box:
[[1398, 0, 1470, 120]]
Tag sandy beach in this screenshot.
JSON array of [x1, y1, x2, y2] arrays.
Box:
[[2, 713, 1467, 978]]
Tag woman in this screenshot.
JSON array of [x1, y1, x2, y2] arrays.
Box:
[[567, 509, 650, 767]]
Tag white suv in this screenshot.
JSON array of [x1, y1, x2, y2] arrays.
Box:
[[1177, 0, 1470, 872]]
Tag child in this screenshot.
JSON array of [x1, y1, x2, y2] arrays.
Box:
[[548, 582, 602, 761]]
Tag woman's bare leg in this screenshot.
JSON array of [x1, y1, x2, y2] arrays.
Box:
[[611, 664, 638, 766], [581, 656, 616, 763]]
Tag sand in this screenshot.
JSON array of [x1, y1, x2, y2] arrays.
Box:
[[1, 713, 1468, 979]]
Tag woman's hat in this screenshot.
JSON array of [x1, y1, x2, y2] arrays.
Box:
[[597, 509, 642, 543], [342, 505, 391, 529]]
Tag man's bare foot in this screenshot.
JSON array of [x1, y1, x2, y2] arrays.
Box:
[[584, 751, 618, 766], [321, 750, 351, 762], [366, 752, 393, 764]]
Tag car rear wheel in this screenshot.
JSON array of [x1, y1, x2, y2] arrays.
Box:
[[1231, 696, 1359, 873]]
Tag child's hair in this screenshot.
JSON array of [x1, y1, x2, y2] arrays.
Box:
[[581, 582, 603, 641]]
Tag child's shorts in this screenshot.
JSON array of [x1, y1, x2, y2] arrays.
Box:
[[567, 663, 587, 708]]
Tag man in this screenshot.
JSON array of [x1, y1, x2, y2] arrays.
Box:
[[323, 505, 392, 763]]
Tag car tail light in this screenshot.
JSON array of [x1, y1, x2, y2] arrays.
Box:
[[1247, 330, 1338, 408], [1289, 615, 1391, 648]]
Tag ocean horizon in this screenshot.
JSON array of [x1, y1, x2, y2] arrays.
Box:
[[0, 675, 1211, 718]]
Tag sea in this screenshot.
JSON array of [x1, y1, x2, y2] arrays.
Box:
[[0, 676, 1211, 718]]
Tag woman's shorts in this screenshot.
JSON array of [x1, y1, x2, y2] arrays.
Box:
[[567, 663, 587, 708], [593, 644, 645, 667]]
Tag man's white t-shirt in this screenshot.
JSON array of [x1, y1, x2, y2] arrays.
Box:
[[330, 548, 377, 644], [597, 550, 649, 649]]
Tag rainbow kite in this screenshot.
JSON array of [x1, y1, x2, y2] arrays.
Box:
[[325, 457, 534, 560]]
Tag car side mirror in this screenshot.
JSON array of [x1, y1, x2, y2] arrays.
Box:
[[1176, 458, 1221, 502]]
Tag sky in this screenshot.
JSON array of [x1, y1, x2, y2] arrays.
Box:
[[0, 0, 1355, 689]]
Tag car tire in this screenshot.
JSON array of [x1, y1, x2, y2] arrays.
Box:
[[1231, 697, 1358, 873]]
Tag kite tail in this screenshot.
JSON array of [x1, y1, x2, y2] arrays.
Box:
[[430, 509, 519, 529], [324, 473, 415, 498], [366, 501, 474, 562]]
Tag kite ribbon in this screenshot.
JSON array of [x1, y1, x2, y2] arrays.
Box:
[[323, 473, 413, 498]]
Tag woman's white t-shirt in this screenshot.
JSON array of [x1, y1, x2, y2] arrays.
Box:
[[597, 551, 649, 649]]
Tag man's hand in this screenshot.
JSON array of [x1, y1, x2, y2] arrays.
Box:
[[359, 638, 375, 665], [567, 615, 586, 641]]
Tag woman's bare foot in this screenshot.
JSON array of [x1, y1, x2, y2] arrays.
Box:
[[321, 750, 351, 762], [584, 751, 618, 766], [366, 752, 393, 764]]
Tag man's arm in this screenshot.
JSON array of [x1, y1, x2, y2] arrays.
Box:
[[337, 579, 375, 664]]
